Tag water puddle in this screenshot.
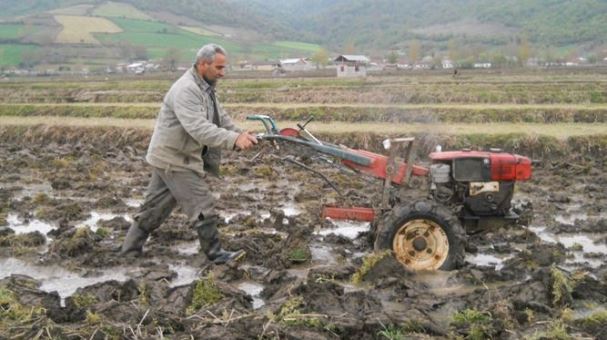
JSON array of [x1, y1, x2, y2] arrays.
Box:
[[238, 183, 258, 192], [172, 241, 199, 255], [553, 200, 607, 225], [310, 242, 337, 265], [220, 210, 255, 224], [12, 182, 53, 200], [529, 226, 607, 253], [79, 211, 132, 231], [282, 202, 301, 217], [466, 253, 512, 270], [7, 213, 56, 235], [0, 258, 131, 305], [317, 219, 370, 239], [237, 281, 265, 309], [529, 226, 607, 268], [125, 198, 143, 208], [168, 262, 200, 287], [554, 212, 588, 225], [286, 268, 308, 280]]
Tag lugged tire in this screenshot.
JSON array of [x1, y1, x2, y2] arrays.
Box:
[[374, 200, 466, 271]]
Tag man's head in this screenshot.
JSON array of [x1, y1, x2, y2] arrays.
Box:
[[195, 44, 227, 86]]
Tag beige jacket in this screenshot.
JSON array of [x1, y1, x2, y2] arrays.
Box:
[[146, 67, 241, 175]]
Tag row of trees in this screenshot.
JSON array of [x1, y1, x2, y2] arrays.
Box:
[[383, 36, 605, 68]]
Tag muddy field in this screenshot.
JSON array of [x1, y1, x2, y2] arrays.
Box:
[[0, 126, 606, 339]]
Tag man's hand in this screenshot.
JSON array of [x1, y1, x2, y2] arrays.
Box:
[[235, 132, 258, 150]]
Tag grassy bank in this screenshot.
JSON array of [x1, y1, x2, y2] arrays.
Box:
[[2, 103, 607, 123], [1, 116, 606, 138], [1, 121, 605, 159]]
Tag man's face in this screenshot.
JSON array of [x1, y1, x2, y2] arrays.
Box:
[[197, 53, 226, 85]]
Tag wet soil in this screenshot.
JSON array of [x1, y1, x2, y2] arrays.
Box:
[[1, 126, 606, 339]]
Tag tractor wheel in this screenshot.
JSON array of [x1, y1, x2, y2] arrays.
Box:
[[374, 200, 466, 271]]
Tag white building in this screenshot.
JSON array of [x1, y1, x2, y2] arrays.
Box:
[[279, 58, 313, 72], [334, 55, 370, 78], [442, 59, 454, 69], [473, 62, 492, 69], [126, 62, 145, 74]]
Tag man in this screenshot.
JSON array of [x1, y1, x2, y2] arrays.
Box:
[[120, 44, 257, 264]]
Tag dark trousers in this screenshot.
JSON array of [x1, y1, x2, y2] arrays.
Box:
[[121, 167, 219, 253]]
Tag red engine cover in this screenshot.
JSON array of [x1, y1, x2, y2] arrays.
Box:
[[429, 150, 532, 181]]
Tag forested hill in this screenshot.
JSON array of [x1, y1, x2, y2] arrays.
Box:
[[230, 0, 607, 51], [2, 0, 606, 53]]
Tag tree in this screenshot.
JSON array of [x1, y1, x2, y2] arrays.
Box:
[[117, 42, 148, 61], [311, 48, 328, 69], [386, 50, 398, 64], [134, 45, 148, 60], [20, 49, 44, 68], [343, 41, 355, 54], [447, 38, 460, 61], [409, 40, 421, 63], [162, 48, 181, 71], [517, 35, 531, 66]]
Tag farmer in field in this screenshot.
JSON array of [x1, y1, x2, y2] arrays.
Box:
[[120, 43, 257, 264]]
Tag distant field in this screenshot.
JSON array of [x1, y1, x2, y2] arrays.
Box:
[[0, 44, 36, 66], [48, 4, 94, 16], [273, 41, 322, 52], [105, 17, 174, 33], [55, 15, 122, 44], [96, 18, 321, 60], [92, 2, 153, 20], [95, 18, 238, 59], [179, 26, 220, 37], [0, 24, 26, 40]]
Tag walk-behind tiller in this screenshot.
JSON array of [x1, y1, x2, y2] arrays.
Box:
[[248, 115, 532, 271]]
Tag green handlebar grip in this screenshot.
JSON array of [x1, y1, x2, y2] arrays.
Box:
[[246, 115, 278, 134]]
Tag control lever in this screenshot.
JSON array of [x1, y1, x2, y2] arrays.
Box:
[[297, 116, 322, 145]]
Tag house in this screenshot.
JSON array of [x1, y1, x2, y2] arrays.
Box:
[[442, 59, 454, 69], [279, 58, 312, 72], [526, 58, 541, 67], [473, 62, 492, 69], [126, 62, 145, 74], [334, 55, 369, 78]]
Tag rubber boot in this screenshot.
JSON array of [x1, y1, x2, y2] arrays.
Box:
[[120, 224, 149, 256], [195, 216, 245, 264]]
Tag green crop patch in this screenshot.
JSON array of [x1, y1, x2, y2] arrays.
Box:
[[0, 44, 37, 66], [273, 40, 322, 52], [0, 24, 26, 40], [92, 2, 153, 20]]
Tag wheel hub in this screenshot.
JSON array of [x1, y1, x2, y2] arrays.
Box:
[[392, 219, 449, 270], [412, 237, 427, 251]]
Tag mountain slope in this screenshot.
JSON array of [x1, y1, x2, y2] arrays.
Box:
[[232, 0, 607, 51]]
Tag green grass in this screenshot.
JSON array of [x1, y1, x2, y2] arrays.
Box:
[[0, 44, 37, 66], [95, 18, 238, 60], [273, 40, 322, 52], [451, 308, 494, 340], [0, 24, 26, 40], [92, 2, 153, 20], [94, 18, 324, 60], [186, 275, 223, 315], [3, 116, 607, 139], [104, 17, 173, 33]]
